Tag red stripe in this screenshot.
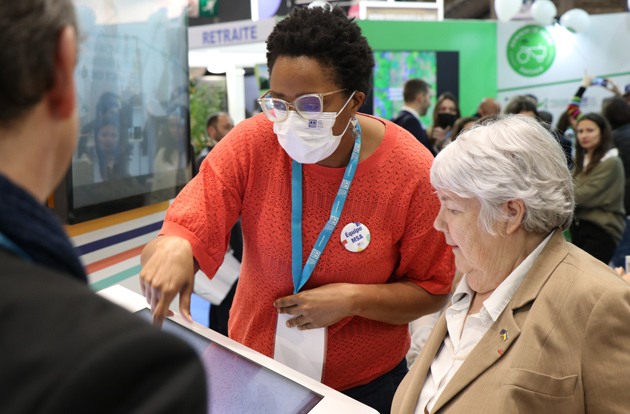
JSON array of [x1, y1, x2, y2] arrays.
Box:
[[85, 244, 146, 275]]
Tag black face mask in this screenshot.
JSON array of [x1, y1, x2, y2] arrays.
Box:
[[437, 113, 457, 129]]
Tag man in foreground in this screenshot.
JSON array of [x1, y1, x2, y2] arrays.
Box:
[[0, 2, 207, 412]]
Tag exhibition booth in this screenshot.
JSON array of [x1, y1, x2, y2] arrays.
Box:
[[186, 12, 630, 130], [57, 4, 630, 412]]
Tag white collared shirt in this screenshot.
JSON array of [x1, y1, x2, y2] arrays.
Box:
[[401, 105, 426, 130], [414, 231, 554, 414]]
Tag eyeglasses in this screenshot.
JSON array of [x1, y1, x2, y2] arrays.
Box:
[[257, 89, 347, 123]]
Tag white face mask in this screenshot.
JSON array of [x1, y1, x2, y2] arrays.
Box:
[[274, 91, 356, 164]]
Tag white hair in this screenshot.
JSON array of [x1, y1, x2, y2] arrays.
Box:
[[431, 114, 574, 235]]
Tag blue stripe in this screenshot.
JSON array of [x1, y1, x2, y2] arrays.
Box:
[[75, 221, 163, 256]]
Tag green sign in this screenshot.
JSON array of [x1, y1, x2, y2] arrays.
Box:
[[199, 0, 218, 18], [507, 25, 556, 77]]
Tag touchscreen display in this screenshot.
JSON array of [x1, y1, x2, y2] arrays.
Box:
[[136, 309, 323, 413]]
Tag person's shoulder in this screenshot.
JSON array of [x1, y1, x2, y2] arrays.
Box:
[[0, 252, 207, 413], [197, 146, 211, 159], [382, 117, 433, 162], [391, 110, 415, 124], [0, 251, 167, 343], [558, 243, 630, 295], [600, 151, 624, 169]]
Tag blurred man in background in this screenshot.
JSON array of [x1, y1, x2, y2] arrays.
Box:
[[195, 112, 234, 174], [392, 78, 434, 155]]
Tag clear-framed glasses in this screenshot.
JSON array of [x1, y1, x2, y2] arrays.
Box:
[[257, 89, 347, 122]]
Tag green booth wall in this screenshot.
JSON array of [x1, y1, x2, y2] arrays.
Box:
[[358, 19, 498, 119]]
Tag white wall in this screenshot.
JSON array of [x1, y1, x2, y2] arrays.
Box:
[[497, 13, 630, 124]]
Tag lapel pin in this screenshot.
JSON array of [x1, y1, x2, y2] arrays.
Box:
[[500, 329, 508, 341]]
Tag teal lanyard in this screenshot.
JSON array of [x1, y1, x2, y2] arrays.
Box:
[[0, 231, 32, 262], [290, 121, 362, 294]]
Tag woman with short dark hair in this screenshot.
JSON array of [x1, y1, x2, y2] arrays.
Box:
[[139, 6, 455, 412]]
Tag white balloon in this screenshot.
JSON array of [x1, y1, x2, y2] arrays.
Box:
[[560, 8, 591, 33], [495, 0, 522, 22], [531, 0, 557, 25]]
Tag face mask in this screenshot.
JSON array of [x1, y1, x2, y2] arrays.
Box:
[[274, 92, 356, 164], [437, 113, 457, 129]]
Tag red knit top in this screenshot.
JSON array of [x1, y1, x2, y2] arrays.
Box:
[[160, 113, 455, 391]]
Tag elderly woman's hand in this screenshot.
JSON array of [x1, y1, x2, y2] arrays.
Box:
[[274, 283, 357, 330]]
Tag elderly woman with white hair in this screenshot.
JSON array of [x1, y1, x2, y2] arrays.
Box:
[[392, 115, 630, 414]]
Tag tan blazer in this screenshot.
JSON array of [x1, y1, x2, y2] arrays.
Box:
[[392, 231, 630, 413]]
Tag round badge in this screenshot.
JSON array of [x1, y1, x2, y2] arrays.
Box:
[[340, 222, 370, 252]]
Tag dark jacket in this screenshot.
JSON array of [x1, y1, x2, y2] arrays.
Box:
[[392, 110, 435, 156], [613, 123, 630, 213], [0, 251, 207, 414]]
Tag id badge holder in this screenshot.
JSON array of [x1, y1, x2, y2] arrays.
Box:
[[273, 313, 326, 382]]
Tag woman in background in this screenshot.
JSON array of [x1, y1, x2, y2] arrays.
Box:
[[571, 113, 625, 264], [428, 92, 460, 153]]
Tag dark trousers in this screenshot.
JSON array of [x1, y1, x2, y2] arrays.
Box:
[[341, 358, 408, 414], [611, 217, 630, 268], [571, 219, 617, 264], [209, 280, 237, 337], [209, 220, 243, 337]]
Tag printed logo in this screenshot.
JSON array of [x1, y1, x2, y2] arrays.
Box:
[[507, 25, 556, 77], [340, 222, 371, 253], [308, 120, 318, 128]]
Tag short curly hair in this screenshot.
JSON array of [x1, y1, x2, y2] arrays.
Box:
[[266, 6, 374, 95]]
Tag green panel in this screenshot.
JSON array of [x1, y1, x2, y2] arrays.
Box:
[[358, 20, 497, 118], [199, 0, 218, 18]]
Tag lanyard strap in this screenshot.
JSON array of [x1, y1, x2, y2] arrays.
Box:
[[0, 231, 32, 262], [290, 120, 362, 294]]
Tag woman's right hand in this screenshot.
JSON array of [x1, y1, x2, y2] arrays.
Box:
[[432, 126, 450, 145], [139, 236, 197, 327]]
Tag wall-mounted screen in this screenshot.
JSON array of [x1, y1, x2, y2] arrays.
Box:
[[360, 50, 459, 126], [53, 0, 191, 224]]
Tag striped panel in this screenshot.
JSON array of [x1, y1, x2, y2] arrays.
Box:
[[80, 232, 158, 267], [67, 201, 210, 326], [76, 222, 162, 256], [67, 203, 170, 292]]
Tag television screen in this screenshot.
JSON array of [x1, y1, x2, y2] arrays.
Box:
[[361, 50, 459, 126], [55, 0, 191, 224]]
